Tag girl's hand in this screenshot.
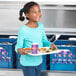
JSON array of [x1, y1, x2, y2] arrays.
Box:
[[51, 44, 57, 50], [17, 48, 28, 55]]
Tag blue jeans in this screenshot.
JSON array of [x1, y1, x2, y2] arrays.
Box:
[[21, 63, 42, 76]]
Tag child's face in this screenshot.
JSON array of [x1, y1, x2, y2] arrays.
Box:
[[26, 5, 42, 22]]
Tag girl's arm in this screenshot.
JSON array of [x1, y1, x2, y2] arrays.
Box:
[[15, 29, 28, 55], [15, 29, 24, 53], [42, 25, 57, 49], [42, 25, 52, 47]]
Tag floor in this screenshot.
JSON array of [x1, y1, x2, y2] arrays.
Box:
[[0, 69, 23, 76], [0, 69, 76, 76]]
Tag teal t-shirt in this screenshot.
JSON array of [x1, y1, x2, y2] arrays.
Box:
[[15, 22, 52, 66]]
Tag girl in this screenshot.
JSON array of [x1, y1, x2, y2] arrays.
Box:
[[15, 1, 57, 76]]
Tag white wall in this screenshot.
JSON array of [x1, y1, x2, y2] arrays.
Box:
[[0, 0, 76, 5], [0, 0, 76, 35], [0, 8, 28, 35]]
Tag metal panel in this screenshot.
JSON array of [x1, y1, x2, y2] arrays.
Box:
[[0, 3, 76, 35]]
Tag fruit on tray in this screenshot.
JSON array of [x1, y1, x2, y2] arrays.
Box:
[[23, 48, 31, 50], [23, 48, 31, 53]]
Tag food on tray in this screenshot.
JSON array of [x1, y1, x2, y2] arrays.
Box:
[[23, 48, 31, 53], [39, 47, 46, 51], [46, 48, 52, 52], [23, 47, 59, 54], [23, 48, 31, 50], [52, 48, 58, 51], [46, 48, 58, 52], [49, 48, 52, 50], [38, 47, 59, 53]]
